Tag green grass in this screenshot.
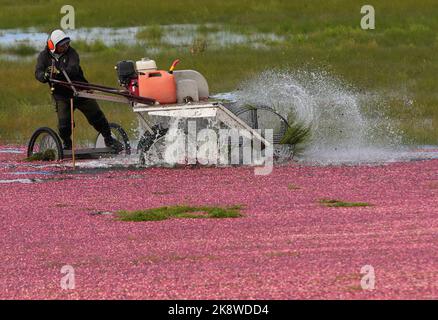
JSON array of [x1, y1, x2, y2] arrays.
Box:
[[0, 44, 37, 56], [24, 149, 56, 161], [117, 205, 244, 221], [1, 1, 438, 145], [319, 199, 372, 207], [1, 0, 437, 33], [136, 25, 163, 45], [73, 40, 113, 53]]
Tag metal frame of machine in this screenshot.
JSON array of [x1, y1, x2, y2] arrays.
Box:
[[27, 66, 284, 163]]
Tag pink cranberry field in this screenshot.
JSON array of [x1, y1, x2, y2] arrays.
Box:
[[0, 146, 436, 299]]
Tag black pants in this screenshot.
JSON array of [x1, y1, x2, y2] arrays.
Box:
[[53, 97, 111, 146]]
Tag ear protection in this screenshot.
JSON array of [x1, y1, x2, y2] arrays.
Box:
[[47, 38, 55, 51]]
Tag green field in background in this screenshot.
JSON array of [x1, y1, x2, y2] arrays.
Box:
[[0, 0, 437, 145]]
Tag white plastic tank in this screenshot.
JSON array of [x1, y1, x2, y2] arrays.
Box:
[[136, 58, 157, 73]]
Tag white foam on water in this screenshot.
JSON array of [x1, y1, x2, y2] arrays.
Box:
[[0, 148, 23, 154], [11, 171, 53, 175], [73, 154, 140, 169], [212, 92, 238, 102], [0, 178, 43, 184]]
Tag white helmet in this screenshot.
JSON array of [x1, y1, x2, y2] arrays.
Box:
[[47, 29, 70, 53]]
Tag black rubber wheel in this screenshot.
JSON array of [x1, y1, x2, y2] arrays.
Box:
[[225, 104, 297, 161], [137, 125, 169, 165], [95, 123, 131, 155], [27, 127, 64, 160], [225, 104, 290, 144]]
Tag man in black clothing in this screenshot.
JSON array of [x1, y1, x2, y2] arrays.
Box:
[[35, 29, 120, 151]]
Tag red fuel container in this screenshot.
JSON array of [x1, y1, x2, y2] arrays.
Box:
[[138, 70, 177, 104]]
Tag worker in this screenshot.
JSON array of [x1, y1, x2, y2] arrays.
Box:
[[35, 29, 122, 151]]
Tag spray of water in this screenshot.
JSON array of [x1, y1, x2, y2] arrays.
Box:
[[229, 69, 409, 164]]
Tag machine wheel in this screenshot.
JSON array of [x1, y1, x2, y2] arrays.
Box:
[[226, 104, 296, 161], [226, 104, 290, 144], [95, 123, 131, 155], [137, 125, 169, 166], [27, 127, 64, 161]]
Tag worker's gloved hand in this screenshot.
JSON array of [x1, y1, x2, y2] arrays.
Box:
[[46, 65, 61, 75]]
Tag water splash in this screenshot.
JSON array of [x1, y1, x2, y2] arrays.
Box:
[[0, 148, 23, 154], [73, 154, 140, 169], [225, 70, 407, 164]]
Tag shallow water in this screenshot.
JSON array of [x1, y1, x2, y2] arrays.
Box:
[[297, 145, 438, 166], [72, 154, 140, 169], [0, 148, 24, 154], [55, 144, 438, 170], [0, 27, 141, 50], [11, 171, 54, 175], [0, 24, 284, 60], [0, 178, 43, 184], [0, 53, 35, 61]]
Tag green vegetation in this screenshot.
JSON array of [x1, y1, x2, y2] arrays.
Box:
[[0, 1, 437, 145], [25, 149, 56, 161], [117, 205, 243, 221], [280, 122, 311, 151], [0, 44, 37, 56], [136, 25, 163, 45], [319, 199, 372, 207], [1, 0, 437, 32]]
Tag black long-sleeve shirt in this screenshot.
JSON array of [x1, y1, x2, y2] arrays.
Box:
[[35, 47, 88, 99]]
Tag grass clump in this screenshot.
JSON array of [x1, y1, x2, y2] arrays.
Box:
[[117, 205, 243, 222], [319, 199, 372, 207], [190, 37, 208, 55], [136, 25, 163, 44], [280, 122, 311, 146], [25, 149, 56, 161], [280, 119, 311, 157]]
